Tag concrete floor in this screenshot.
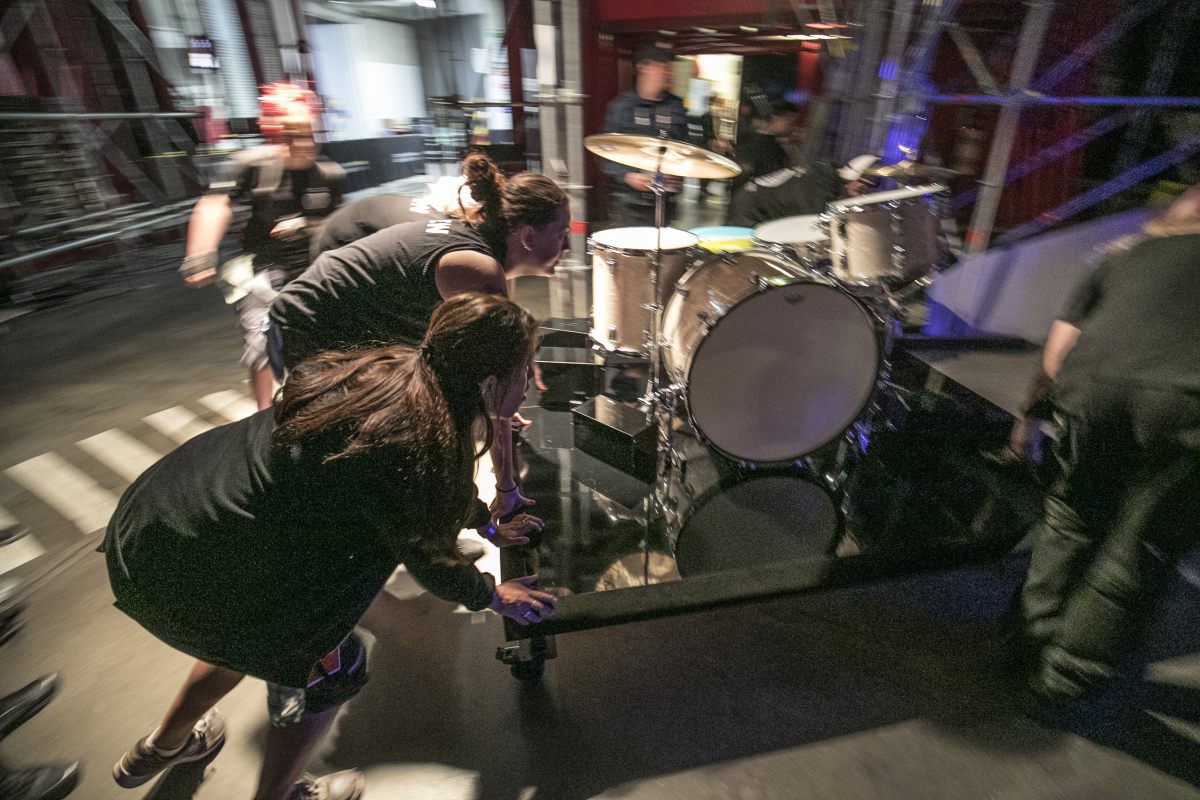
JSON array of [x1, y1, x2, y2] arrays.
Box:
[[1, 191, 1198, 800]]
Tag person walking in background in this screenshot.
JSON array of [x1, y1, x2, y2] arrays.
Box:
[[1007, 186, 1200, 718], [599, 46, 688, 227], [178, 83, 345, 409]]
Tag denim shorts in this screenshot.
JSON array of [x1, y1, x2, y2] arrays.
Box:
[[266, 633, 369, 726]]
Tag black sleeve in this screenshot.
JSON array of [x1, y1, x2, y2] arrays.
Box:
[[1059, 259, 1109, 326], [358, 467, 497, 611], [404, 549, 496, 610]]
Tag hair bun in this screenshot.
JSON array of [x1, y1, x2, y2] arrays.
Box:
[[462, 151, 503, 206]]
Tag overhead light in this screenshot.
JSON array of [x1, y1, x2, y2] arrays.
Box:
[[739, 26, 758, 32], [657, 30, 677, 36], [415, 0, 435, 7], [695, 27, 718, 35]]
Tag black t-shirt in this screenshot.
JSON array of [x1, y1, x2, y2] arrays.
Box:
[[212, 146, 345, 274], [1055, 232, 1200, 410], [732, 131, 791, 191], [725, 163, 841, 227], [309, 194, 446, 262], [104, 409, 494, 687], [270, 218, 499, 366]]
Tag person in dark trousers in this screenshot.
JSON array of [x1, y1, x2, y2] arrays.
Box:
[[106, 295, 557, 800], [1008, 186, 1200, 716], [270, 152, 569, 521], [599, 46, 689, 227], [179, 83, 345, 409]]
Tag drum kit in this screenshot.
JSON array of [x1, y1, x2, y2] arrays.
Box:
[[581, 132, 953, 535]]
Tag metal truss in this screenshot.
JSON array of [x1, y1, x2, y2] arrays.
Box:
[[848, 0, 1200, 253]]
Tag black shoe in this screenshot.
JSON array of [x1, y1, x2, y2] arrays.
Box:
[[0, 522, 28, 546], [0, 613, 24, 648], [0, 674, 58, 741], [0, 762, 80, 800]]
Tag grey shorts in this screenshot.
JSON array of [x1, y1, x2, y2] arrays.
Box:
[[235, 267, 289, 372]]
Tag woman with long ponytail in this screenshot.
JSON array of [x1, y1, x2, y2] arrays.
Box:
[[106, 294, 557, 800], [271, 152, 569, 520]]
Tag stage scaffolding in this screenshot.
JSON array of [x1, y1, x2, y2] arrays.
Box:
[[817, 0, 1200, 254]]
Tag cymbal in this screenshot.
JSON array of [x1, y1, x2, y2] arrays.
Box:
[[864, 160, 961, 180], [585, 133, 742, 180]]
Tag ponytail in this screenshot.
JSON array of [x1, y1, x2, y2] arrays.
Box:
[[460, 150, 568, 246]]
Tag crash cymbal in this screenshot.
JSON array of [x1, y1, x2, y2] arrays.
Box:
[[585, 133, 742, 180], [864, 160, 961, 180]]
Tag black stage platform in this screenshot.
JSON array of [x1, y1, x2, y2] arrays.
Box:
[[493, 330, 1050, 678]]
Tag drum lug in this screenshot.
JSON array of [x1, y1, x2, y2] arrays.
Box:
[[608, 324, 617, 343], [751, 272, 769, 292]]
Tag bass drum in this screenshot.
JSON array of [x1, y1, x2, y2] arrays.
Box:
[[661, 249, 881, 464], [673, 473, 840, 577]]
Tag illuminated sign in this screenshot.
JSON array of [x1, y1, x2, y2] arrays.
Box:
[[188, 36, 219, 69]]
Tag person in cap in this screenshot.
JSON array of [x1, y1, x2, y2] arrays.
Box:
[[179, 83, 345, 409], [599, 45, 689, 227]]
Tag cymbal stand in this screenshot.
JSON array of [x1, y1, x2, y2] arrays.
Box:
[[644, 137, 673, 522], [643, 137, 669, 410]]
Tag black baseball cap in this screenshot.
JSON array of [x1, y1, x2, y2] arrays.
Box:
[[636, 45, 675, 64]]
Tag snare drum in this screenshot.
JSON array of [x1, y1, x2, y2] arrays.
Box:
[[689, 226, 755, 254], [590, 227, 698, 354], [661, 249, 881, 464], [826, 184, 947, 286], [753, 214, 830, 263]]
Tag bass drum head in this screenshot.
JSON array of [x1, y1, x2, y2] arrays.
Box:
[[687, 281, 880, 463], [674, 475, 839, 576]]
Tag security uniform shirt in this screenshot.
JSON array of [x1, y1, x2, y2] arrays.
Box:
[[1054, 231, 1200, 413], [270, 218, 499, 367], [601, 90, 689, 209], [211, 145, 345, 276]]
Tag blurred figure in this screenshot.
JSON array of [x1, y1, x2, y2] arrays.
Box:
[[179, 83, 345, 409], [1008, 185, 1200, 716], [106, 295, 555, 800], [838, 154, 882, 198], [0, 610, 79, 800], [270, 152, 569, 520], [724, 160, 841, 228], [600, 46, 688, 227], [694, 94, 732, 205], [731, 101, 802, 190]]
